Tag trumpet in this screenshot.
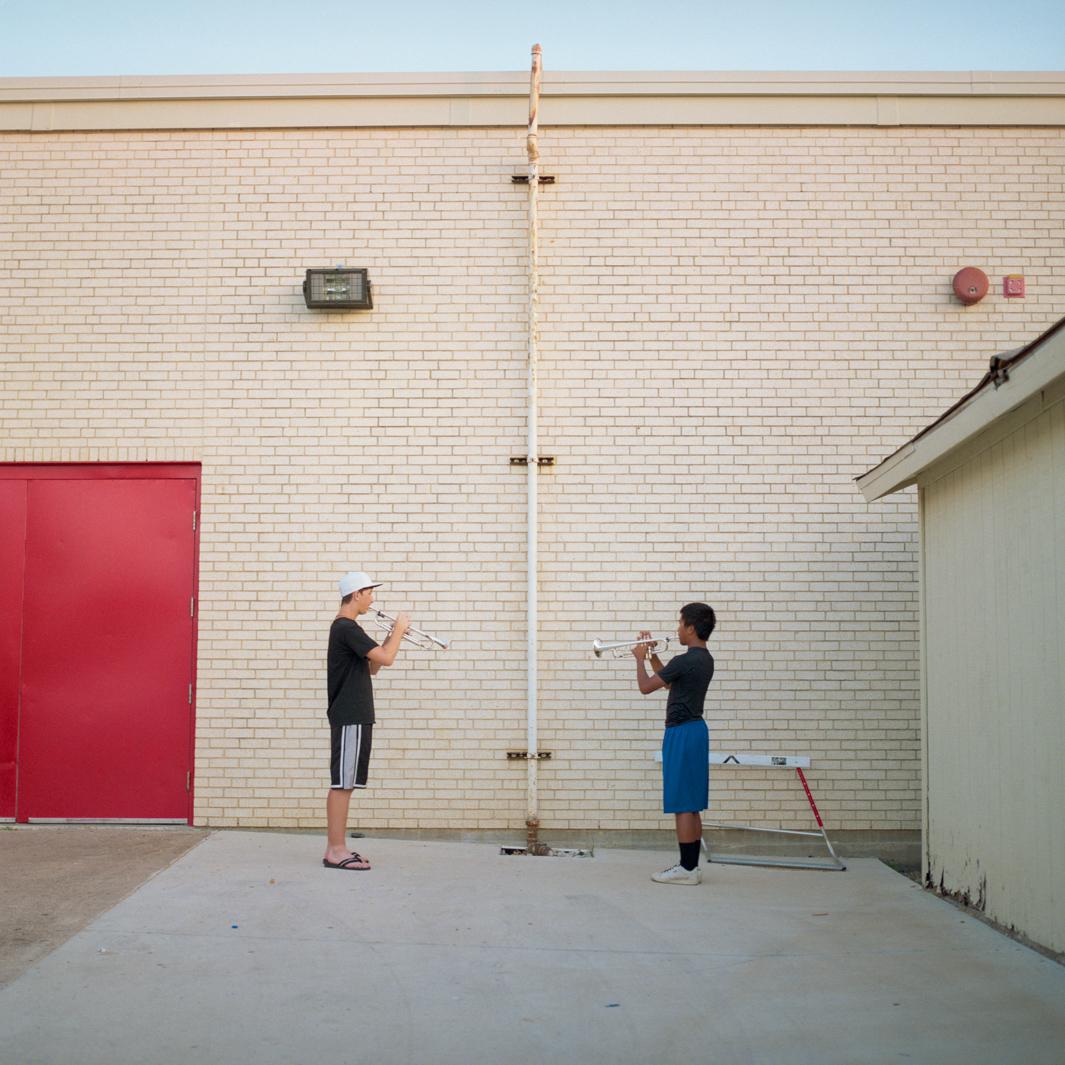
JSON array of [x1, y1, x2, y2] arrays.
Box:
[[592, 635, 671, 659], [368, 608, 451, 651]]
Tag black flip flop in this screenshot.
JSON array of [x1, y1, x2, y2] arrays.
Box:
[[322, 854, 371, 871]]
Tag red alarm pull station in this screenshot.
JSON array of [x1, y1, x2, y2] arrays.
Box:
[[952, 267, 989, 306], [1003, 275, 1026, 299]]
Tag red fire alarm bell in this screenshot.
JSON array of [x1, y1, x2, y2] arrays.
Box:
[[952, 267, 989, 306], [1003, 275, 1026, 299]]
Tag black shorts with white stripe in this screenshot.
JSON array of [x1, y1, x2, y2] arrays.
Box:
[[330, 722, 373, 790]]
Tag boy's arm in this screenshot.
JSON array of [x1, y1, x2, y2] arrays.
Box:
[[632, 633, 667, 694], [366, 613, 411, 669], [635, 655, 667, 695]]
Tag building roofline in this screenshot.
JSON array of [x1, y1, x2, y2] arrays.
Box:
[[3, 70, 1065, 131], [3, 70, 1065, 98]]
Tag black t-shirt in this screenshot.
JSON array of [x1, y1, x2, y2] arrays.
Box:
[[657, 646, 714, 728], [327, 618, 379, 726]]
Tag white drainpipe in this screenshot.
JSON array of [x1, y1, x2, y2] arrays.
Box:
[[525, 44, 542, 849]]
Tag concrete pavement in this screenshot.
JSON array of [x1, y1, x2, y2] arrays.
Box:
[[1, 831, 1063, 1065], [0, 825, 208, 986]]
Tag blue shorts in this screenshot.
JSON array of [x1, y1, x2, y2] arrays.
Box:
[[662, 718, 709, 813]]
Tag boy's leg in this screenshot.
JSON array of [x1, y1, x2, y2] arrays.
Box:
[[326, 788, 355, 861], [675, 812, 703, 872], [654, 725, 705, 883], [675, 811, 702, 844], [325, 723, 372, 866], [653, 813, 703, 882]]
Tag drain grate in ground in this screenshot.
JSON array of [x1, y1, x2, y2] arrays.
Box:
[[500, 845, 593, 857]]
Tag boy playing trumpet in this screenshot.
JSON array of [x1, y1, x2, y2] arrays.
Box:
[[323, 570, 410, 871], [632, 602, 716, 885]]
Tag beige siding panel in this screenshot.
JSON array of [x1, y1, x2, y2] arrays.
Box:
[[923, 398, 1065, 952]]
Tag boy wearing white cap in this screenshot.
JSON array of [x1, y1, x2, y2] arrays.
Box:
[[323, 571, 410, 871]]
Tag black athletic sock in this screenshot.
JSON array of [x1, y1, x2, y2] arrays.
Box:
[[679, 841, 700, 871]]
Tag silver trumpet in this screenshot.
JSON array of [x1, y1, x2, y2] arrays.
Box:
[[592, 635, 671, 659], [368, 608, 451, 651]]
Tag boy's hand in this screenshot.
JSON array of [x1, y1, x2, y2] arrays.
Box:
[[631, 630, 653, 659]]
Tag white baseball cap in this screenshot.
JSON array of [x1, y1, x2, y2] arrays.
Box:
[[338, 570, 383, 597]]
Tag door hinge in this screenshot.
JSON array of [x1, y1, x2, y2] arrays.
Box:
[[186, 771, 191, 792], [188, 683, 193, 705], [190, 596, 196, 618], [192, 510, 198, 531]]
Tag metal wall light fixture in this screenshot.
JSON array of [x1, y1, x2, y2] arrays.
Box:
[[303, 268, 373, 309]]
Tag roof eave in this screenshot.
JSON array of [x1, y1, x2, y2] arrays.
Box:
[[858, 319, 1065, 502]]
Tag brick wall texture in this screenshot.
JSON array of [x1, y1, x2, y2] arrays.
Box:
[[2, 124, 1063, 832]]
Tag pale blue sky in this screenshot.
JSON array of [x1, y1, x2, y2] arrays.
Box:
[[0, 0, 1062, 76]]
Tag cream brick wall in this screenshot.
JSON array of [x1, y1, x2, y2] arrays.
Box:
[[2, 124, 1063, 833]]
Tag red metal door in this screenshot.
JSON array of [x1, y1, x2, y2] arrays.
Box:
[[0, 480, 28, 818], [6, 468, 199, 822]]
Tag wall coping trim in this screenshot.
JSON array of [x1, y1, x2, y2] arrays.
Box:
[[2, 70, 1064, 131]]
